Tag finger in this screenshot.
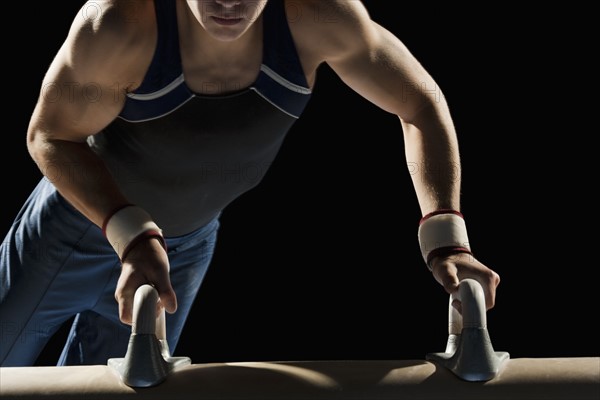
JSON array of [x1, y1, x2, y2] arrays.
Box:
[[482, 271, 500, 310], [116, 290, 134, 325], [431, 262, 463, 312], [114, 270, 138, 325], [451, 297, 462, 314], [155, 281, 178, 314], [433, 263, 460, 296], [459, 267, 500, 310]]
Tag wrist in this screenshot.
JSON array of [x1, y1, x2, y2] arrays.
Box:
[[103, 204, 167, 261], [418, 209, 472, 271], [427, 246, 473, 270]]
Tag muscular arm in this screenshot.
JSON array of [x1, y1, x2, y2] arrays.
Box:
[[27, 0, 155, 226], [290, 0, 499, 307], [26, 0, 175, 322], [291, 1, 459, 215]]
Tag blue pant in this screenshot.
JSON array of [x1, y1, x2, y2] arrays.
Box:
[[1, 178, 219, 366]]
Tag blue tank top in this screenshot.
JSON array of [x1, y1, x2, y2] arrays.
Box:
[[88, 0, 312, 236]]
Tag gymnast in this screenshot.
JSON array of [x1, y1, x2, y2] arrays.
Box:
[[0, 0, 500, 366]]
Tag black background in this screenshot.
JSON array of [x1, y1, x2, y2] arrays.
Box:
[[2, 2, 597, 366]]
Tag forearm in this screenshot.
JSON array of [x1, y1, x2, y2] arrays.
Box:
[[28, 136, 129, 227], [401, 101, 462, 216]]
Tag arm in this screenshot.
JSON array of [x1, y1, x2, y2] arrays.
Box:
[[290, 0, 500, 308], [26, 0, 176, 323]]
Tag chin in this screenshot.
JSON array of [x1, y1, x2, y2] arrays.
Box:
[[207, 24, 251, 42], [209, 30, 246, 42]]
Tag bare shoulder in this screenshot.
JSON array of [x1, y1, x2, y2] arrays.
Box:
[[284, 0, 378, 66], [57, 0, 157, 90]]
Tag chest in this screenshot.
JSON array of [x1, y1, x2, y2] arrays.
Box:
[[179, 45, 264, 95]]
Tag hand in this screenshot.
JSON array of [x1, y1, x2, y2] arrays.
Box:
[[429, 253, 500, 312], [114, 237, 177, 325]]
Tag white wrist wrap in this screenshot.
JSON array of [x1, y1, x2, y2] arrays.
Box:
[[418, 212, 471, 265], [104, 205, 164, 260]]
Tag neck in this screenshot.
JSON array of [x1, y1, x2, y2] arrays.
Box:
[[175, 1, 264, 94], [177, 2, 263, 65]]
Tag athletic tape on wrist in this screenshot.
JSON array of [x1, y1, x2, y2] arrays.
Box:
[[103, 205, 166, 261], [418, 209, 472, 270]]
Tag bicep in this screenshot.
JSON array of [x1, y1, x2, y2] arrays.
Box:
[[28, 50, 126, 144], [326, 23, 441, 122], [28, 0, 150, 144]]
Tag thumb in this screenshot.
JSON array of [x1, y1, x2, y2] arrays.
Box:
[[155, 281, 178, 314], [432, 262, 461, 312], [432, 262, 460, 296]]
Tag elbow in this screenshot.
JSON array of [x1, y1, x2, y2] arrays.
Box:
[[26, 119, 55, 169], [398, 91, 453, 128], [26, 124, 45, 165]]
